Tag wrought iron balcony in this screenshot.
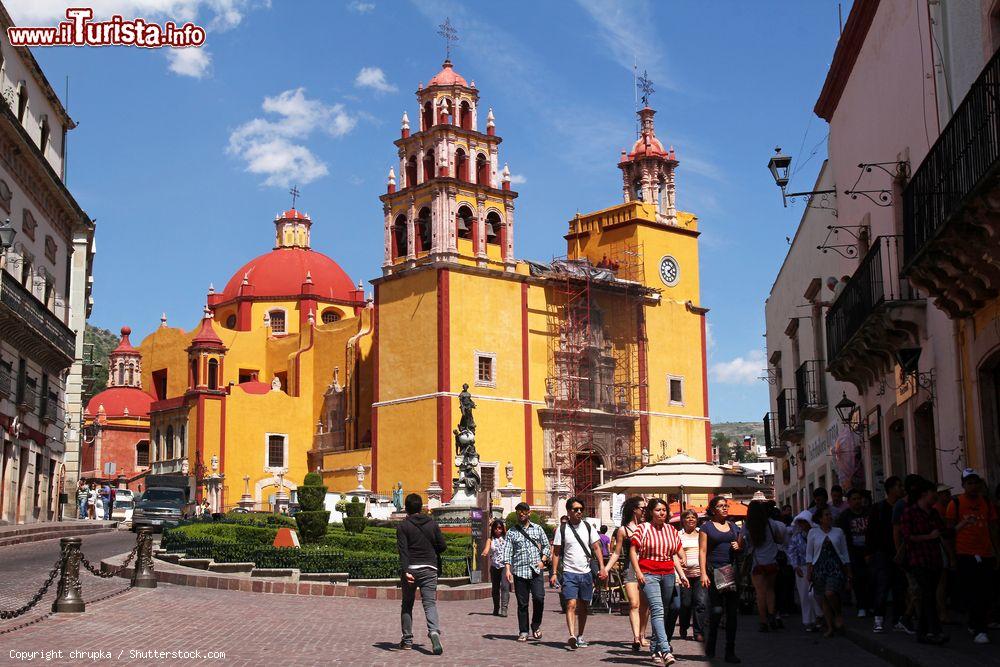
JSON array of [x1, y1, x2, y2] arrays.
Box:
[[0, 366, 11, 397], [0, 271, 75, 369], [825, 236, 923, 387], [903, 45, 1000, 318], [776, 387, 803, 444], [763, 411, 786, 457], [795, 360, 827, 421]]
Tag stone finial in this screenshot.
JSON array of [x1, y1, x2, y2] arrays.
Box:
[[308, 309, 315, 325], [263, 311, 271, 327], [242, 272, 249, 285], [501, 163, 511, 183], [357, 280, 363, 291], [486, 107, 495, 128], [208, 283, 215, 295], [401, 111, 409, 131], [123, 406, 130, 416], [388, 167, 396, 187], [160, 312, 167, 327], [305, 270, 313, 284], [203, 305, 212, 319]]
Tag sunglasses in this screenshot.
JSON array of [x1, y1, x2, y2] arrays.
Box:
[[569, 506, 584, 512]]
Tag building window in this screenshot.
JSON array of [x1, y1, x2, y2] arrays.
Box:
[[154, 429, 161, 461], [152, 369, 167, 400], [136, 440, 150, 467], [165, 425, 174, 459], [207, 358, 219, 389], [39, 115, 50, 153], [16, 81, 27, 123], [475, 352, 496, 387], [321, 309, 341, 324], [267, 434, 287, 469], [225, 314, 237, 329], [269, 310, 286, 334], [21, 209, 36, 241], [668, 375, 684, 405]]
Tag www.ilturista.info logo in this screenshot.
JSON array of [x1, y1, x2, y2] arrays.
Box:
[[7, 8, 206, 48]]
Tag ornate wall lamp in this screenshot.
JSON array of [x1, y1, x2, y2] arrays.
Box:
[[834, 392, 865, 436], [767, 147, 837, 209]]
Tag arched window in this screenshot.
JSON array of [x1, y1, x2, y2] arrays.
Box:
[[405, 156, 417, 188], [179, 423, 186, 458], [456, 205, 474, 240], [321, 309, 341, 324], [269, 309, 286, 334], [16, 81, 27, 123], [126, 364, 134, 386], [117, 362, 125, 386], [485, 211, 502, 245], [190, 358, 199, 387], [39, 115, 50, 153], [422, 101, 434, 131], [225, 314, 237, 329], [422, 150, 434, 183], [393, 214, 408, 258], [207, 358, 219, 389], [459, 101, 472, 130], [136, 440, 150, 467], [657, 176, 666, 210], [476, 153, 489, 187], [416, 208, 432, 253], [633, 179, 644, 202], [165, 425, 174, 459], [154, 430, 161, 462], [455, 148, 468, 182]]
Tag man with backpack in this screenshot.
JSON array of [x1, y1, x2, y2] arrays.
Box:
[[396, 493, 447, 654], [503, 502, 552, 642], [550, 497, 607, 650]]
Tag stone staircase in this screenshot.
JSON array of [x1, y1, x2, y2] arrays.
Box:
[[0, 520, 118, 547]]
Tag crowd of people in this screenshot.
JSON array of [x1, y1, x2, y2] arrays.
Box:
[[393, 469, 999, 662]]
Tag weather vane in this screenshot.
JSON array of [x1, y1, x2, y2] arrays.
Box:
[[289, 185, 300, 209], [637, 70, 654, 107], [438, 17, 458, 59]]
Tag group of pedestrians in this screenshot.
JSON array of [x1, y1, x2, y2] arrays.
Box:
[[75, 479, 113, 520]]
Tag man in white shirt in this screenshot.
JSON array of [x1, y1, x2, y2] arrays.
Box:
[[550, 497, 606, 650]]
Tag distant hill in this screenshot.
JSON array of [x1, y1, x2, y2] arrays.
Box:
[[712, 421, 764, 442], [83, 324, 120, 404]]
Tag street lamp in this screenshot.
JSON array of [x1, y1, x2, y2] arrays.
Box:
[[834, 392, 863, 434], [0, 218, 15, 252], [767, 147, 836, 207]]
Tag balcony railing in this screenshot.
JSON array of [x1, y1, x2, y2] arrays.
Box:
[[795, 360, 827, 421], [17, 385, 39, 414], [776, 387, 803, 442], [826, 236, 914, 365], [904, 45, 1000, 267], [763, 411, 785, 457], [0, 366, 11, 397], [0, 271, 75, 362]]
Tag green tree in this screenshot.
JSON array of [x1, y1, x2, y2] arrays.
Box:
[[83, 324, 120, 404]]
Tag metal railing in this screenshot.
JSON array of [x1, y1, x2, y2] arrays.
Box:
[[795, 360, 826, 413], [776, 387, 799, 435], [763, 411, 784, 456], [826, 236, 914, 364], [904, 46, 1000, 267], [0, 272, 76, 360], [0, 366, 11, 396]]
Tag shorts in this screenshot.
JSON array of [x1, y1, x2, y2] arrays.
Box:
[[753, 563, 779, 576], [622, 566, 638, 585], [562, 571, 595, 602]]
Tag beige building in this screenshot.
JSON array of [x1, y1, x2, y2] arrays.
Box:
[[0, 4, 95, 523]]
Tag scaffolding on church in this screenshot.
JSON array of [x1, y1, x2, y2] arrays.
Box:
[[537, 241, 653, 514]]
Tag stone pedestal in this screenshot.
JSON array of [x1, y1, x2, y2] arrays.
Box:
[[425, 480, 444, 509], [238, 494, 255, 511], [449, 488, 478, 507], [274, 491, 290, 514], [595, 491, 612, 527], [498, 485, 524, 516]]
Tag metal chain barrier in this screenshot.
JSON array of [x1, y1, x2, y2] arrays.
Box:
[[80, 542, 139, 579], [0, 545, 65, 621]]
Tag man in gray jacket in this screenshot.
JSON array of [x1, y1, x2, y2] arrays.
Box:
[[396, 493, 447, 654]]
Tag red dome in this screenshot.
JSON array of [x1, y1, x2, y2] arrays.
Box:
[[428, 59, 468, 87], [628, 135, 667, 159], [221, 247, 357, 302], [86, 387, 155, 418]]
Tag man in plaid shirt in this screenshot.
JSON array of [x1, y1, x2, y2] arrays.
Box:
[[503, 502, 551, 641]]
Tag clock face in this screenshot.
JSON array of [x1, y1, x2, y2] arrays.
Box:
[[659, 256, 679, 286]]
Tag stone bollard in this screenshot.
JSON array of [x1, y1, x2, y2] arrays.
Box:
[[131, 526, 157, 589], [52, 537, 85, 613]]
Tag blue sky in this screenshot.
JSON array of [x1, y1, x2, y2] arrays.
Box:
[[10, 0, 847, 421]]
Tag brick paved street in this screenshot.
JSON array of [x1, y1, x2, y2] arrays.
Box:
[[1, 529, 142, 633], [0, 577, 894, 666]]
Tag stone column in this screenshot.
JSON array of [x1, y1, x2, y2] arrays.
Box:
[[406, 197, 416, 262], [504, 202, 516, 272], [475, 195, 487, 267], [382, 203, 392, 269]]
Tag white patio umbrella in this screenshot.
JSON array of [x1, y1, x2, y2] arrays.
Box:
[[591, 451, 766, 496]]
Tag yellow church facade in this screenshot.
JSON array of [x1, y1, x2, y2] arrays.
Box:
[[124, 59, 709, 517]]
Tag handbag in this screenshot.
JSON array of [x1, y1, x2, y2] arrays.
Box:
[[711, 564, 737, 592], [563, 521, 601, 580]]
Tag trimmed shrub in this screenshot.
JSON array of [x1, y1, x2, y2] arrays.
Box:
[[295, 474, 330, 544], [344, 497, 365, 518], [222, 511, 296, 529], [342, 517, 366, 534]]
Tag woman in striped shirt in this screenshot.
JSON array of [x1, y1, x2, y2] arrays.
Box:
[[630, 497, 687, 666]]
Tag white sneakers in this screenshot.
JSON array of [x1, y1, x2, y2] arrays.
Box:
[[873, 616, 884, 633], [973, 632, 990, 644]]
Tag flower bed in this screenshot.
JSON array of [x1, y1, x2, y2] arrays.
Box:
[[162, 517, 471, 579]]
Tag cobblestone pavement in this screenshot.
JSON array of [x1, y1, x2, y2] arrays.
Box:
[[1, 580, 892, 666], [0, 529, 142, 633]]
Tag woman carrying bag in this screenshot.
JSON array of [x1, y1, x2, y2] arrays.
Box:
[[699, 495, 743, 664]]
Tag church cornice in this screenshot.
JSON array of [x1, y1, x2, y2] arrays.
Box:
[[564, 217, 700, 241], [395, 126, 502, 148], [380, 178, 517, 203]]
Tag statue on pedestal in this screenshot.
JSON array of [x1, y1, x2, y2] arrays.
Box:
[[453, 383, 481, 497], [458, 383, 476, 434], [391, 482, 404, 512]]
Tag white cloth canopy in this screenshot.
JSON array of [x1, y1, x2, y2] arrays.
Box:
[[592, 452, 766, 494]]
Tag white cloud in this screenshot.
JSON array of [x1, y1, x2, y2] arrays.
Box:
[[347, 1, 375, 13], [710, 350, 764, 385], [355, 67, 397, 94], [166, 47, 211, 78], [509, 173, 527, 185], [574, 0, 671, 90], [228, 88, 356, 188]]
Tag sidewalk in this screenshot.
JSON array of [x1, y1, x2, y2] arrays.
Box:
[[0, 520, 118, 547], [842, 611, 1000, 667]]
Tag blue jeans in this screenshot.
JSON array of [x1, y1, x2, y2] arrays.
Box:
[[78, 498, 87, 519], [642, 572, 679, 655]]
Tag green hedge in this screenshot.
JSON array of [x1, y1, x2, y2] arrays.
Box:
[[162, 518, 472, 578], [342, 517, 366, 534], [222, 512, 297, 529]]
